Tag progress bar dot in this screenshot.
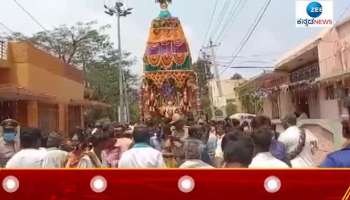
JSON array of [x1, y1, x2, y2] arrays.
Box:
[[178, 176, 195, 193], [264, 176, 281, 193], [2, 176, 19, 193], [90, 176, 107, 193]]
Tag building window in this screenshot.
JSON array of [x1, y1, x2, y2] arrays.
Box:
[[290, 62, 320, 83], [0, 40, 7, 60]]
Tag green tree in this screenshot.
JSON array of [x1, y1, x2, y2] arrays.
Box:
[[237, 89, 263, 114], [231, 73, 243, 80], [11, 21, 139, 122], [85, 50, 137, 122], [226, 103, 237, 116], [11, 21, 112, 69]]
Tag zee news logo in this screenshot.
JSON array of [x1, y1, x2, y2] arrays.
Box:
[[306, 1, 323, 18], [296, 1, 334, 28]]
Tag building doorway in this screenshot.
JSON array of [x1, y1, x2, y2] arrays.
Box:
[[295, 95, 310, 118]]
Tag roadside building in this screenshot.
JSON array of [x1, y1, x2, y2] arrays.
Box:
[[0, 41, 109, 136], [272, 17, 350, 120], [238, 17, 350, 120], [274, 36, 321, 119], [236, 71, 288, 119], [209, 78, 246, 117], [235, 18, 350, 160], [316, 18, 350, 119]]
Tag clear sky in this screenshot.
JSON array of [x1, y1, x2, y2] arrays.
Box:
[[1, 0, 350, 79]]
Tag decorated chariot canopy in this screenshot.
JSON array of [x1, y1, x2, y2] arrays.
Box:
[[144, 1, 191, 72], [140, 0, 199, 121]]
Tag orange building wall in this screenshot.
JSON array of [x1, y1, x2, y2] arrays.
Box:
[[0, 69, 10, 84], [6, 42, 84, 102], [7, 63, 29, 87], [1, 42, 85, 135], [27, 63, 84, 102]]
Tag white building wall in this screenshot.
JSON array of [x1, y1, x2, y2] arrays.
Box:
[[319, 87, 341, 119], [319, 21, 350, 77], [317, 22, 350, 119], [209, 79, 245, 112], [278, 91, 295, 118], [308, 90, 321, 119]]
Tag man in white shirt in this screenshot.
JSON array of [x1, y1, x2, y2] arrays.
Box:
[[6, 128, 46, 168], [119, 126, 165, 168], [249, 128, 289, 168], [207, 126, 217, 161], [213, 122, 225, 167], [42, 132, 68, 168], [278, 114, 318, 168]]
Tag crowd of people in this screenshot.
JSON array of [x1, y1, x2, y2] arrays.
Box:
[[0, 112, 350, 169]]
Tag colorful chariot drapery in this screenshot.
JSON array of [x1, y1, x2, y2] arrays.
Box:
[[140, 3, 199, 121], [144, 18, 191, 71], [144, 70, 196, 89]]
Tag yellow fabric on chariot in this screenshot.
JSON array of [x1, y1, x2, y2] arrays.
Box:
[[145, 52, 188, 70], [147, 18, 186, 43]]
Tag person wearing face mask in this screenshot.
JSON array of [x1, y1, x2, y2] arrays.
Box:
[[0, 119, 20, 167], [6, 127, 46, 168]]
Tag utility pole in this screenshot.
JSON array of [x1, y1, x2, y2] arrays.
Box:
[[116, 5, 124, 124], [200, 49, 216, 120], [104, 2, 133, 124], [197, 53, 206, 116], [203, 40, 227, 119], [123, 69, 130, 123]]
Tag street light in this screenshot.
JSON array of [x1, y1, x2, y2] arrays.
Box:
[[104, 1, 133, 124], [116, 2, 124, 8]]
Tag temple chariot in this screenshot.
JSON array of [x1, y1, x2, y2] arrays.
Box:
[[140, 0, 200, 122]]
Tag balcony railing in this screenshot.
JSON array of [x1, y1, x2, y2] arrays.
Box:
[[0, 39, 7, 60]]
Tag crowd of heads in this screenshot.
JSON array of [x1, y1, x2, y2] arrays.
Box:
[[0, 116, 273, 167], [2, 111, 350, 168]]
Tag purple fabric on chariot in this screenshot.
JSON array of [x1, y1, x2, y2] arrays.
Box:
[[145, 41, 188, 55]]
